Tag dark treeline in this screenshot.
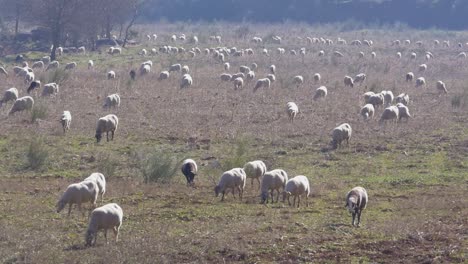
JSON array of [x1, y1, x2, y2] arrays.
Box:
[[141, 0, 468, 30]]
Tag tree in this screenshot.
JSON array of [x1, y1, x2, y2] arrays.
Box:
[[0, 0, 31, 37]]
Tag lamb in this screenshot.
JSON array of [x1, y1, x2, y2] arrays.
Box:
[[60, 110, 72, 133], [293, 75, 304, 88], [85, 203, 123, 246], [415, 77, 426, 88], [396, 93, 410, 105], [396, 103, 411, 122], [379, 106, 399, 125], [286, 102, 299, 121], [32, 61, 44, 70], [260, 169, 288, 204], [243, 160, 267, 188], [360, 104, 375, 121], [95, 114, 119, 143], [169, 63, 182, 72], [253, 78, 271, 92], [41, 83, 59, 97], [46, 61, 59, 71], [313, 73, 321, 83], [313, 86, 327, 100], [107, 71, 116, 80], [180, 74, 193, 89], [345, 186, 368, 227], [0, 66, 8, 76], [366, 93, 384, 108], [344, 76, 354, 88], [354, 73, 366, 85], [181, 159, 198, 186], [65, 62, 77, 70], [436, 81, 448, 94], [8, 96, 34, 115], [331, 123, 352, 149], [159, 71, 170, 81], [84, 172, 106, 202], [381, 90, 394, 106], [27, 80, 41, 94], [88, 60, 94, 70], [56, 180, 98, 217], [233, 77, 244, 90], [282, 175, 310, 208], [406, 72, 414, 82], [214, 168, 246, 201], [103, 94, 121, 109], [0, 88, 18, 108]]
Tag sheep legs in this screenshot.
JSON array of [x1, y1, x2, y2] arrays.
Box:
[[351, 212, 356, 226], [237, 186, 243, 200], [113, 226, 119, 242], [67, 203, 73, 217], [356, 211, 362, 227], [104, 229, 108, 244]]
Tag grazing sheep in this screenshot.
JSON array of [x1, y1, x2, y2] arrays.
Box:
[[0, 88, 18, 108], [345, 187, 368, 227], [379, 106, 399, 125], [358, 52, 365, 59], [88, 60, 94, 70], [57, 47, 63, 56], [230, 73, 245, 81], [159, 71, 170, 81], [65, 62, 77, 70], [139, 48, 147, 56], [371, 52, 377, 59], [0, 66, 8, 76], [233, 77, 244, 90], [41, 83, 59, 97], [60, 111, 72, 133], [254, 78, 271, 92], [313, 73, 321, 83], [181, 159, 198, 186], [415, 77, 426, 88], [286, 102, 299, 121], [46, 61, 59, 71], [77, 46, 86, 54], [103, 94, 121, 109], [418, 64, 427, 72], [410, 52, 417, 59], [32, 61, 44, 70], [282, 175, 310, 208], [220, 73, 232, 82], [85, 203, 123, 246], [56, 181, 98, 216], [108, 47, 122, 55], [140, 64, 151, 75], [260, 169, 288, 204], [243, 160, 267, 188], [396, 52, 402, 59], [331, 123, 352, 149], [318, 50, 325, 56], [266, 74, 276, 83], [246, 71, 255, 81], [25, 71, 34, 84], [239, 66, 250, 74], [396, 103, 411, 121], [360, 104, 375, 121], [95, 114, 119, 143], [396, 93, 410, 105], [181, 65, 190, 75], [223, 62, 230, 71], [457, 52, 467, 59], [406, 72, 414, 82], [381, 90, 394, 106], [313, 86, 327, 100], [27, 80, 41, 94], [84, 173, 106, 202], [269, 65, 276, 74], [354, 73, 366, 85], [169, 63, 182, 72], [367, 93, 384, 108], [8, 96, 34, 115], [363, 92, 375, 103], [436, 81, 448, 94], [214, 168, 246, 201], [107, 71, 116, 80], [344, 76, 354, 88], [293, 75, 304, 88], [180, 74, 193, 89]]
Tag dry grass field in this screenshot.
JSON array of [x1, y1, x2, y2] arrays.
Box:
[[0, 23, 467, 263]]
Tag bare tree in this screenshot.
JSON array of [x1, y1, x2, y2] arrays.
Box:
[[0, 0, 31, 37]]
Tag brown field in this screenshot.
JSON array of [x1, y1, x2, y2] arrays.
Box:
[[0, 23, 467, 263]]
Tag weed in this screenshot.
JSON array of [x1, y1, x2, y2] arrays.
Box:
[[26, 138, 49, 170]]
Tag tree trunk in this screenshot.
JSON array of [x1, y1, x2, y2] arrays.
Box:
[[106, 16, 111, 38], [14, 3, 20, 37], [123, 7, 139, 48]]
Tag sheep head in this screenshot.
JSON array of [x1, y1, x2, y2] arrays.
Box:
[[56, 200, 66, 213], [214, 185, 221, 197], [85, 230, 96, 246]]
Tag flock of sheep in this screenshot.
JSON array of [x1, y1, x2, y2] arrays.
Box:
[[0, 30, 463, 247]]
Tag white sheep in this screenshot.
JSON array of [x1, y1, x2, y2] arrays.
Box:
[[354, 73, 366, 85], [243, 160, 267, 188], [415, 77, 426, 88], [282, 175, 310, 208], [293, 75, 304, 88], [253, 78, 271, 92], [214, 168, 246, 201], [180, 74, 193, 89], [84, 172, 106, 202], [108, 47, 122, 55], [231, 73, 245, 81], [313, 86, 327, 100], [396, 52, 402, 59], [107, 71, 116, 80], [169, 63, 182, 72], [360, 104, 375, 121], [95, 114, 118, 143], [266, 74, 276, 83], [103, 94, 121, 109], [77, 46, 86, 54], [140, 64, 151, 75], [246, 71, 255, 81], [457, 52, 467, 59], [223, 62, 230, 71], [32, 61, 44, 70], [56, 180, 98, 216], [24, 71, 35, 84], [260, 169, 288, 204], [181, 159, 198, 186], [220, 73, 232, 82], [381, 90, 394, 106], [85, 203, 123, 246], [345, 186, 368, 227], [156, 71, 169, 81], [379, 106, 399, 125], [8, 96, 34, 116], [65, 62, 77, 70], [363, 92, 375, 103], [139, 48, 147, 56], [410, 52, 417, 59], [396, 93, 409, 105], [239, 65, 250, 74], [0, 88, 18, 109], [46, 61, 59, 71], [181, 65, 190, 74], [88, 60, 94, 70], [318, 50, 325, 57], [436, 81, 448, 94], [406, 72, 415, 82], [57, 46, 63, 56], [334, 51, 344, 57], [27, 80, 41, 94], [331, 123, 352, 149], [418, 64, 427, 72], [313, 73, 321, 83], [269, 65, 276, 74], [344, 76, 354, 88], [286, 102, 299, 121], [41, 83, 59, 97], [233, 77, 244, 90], [371, 52, 376, 59], [396, 103, 411, 122], [358, 52, 365, 59], [60, 110, 72, 133], [366, 93, 384, 108]]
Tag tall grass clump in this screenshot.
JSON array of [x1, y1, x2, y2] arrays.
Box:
[[47, 68, 70, 84], [134, 150, 179, 183], [26, 137, 49, 170], [97, 153, 119, 178], [31, 104, 48, 123], [221, 139, 249, 171]]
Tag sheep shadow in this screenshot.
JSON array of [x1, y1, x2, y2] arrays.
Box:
[[64, 244, 88, 251]]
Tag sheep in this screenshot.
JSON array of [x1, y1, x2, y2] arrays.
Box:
[[260, 169, 288, 204], [358, 52, 365, 59], [371, 52, 377, 59], [139, 48, 147, 56], [56, 180, 98, 217], [24, 71, 35, 84], [46, 61, 59, 71], [32, 61, 44, 70], [180, 74, 193, 89], [345, 186, 368, 227], [0, 88, 18, 108], [396, 93, 410, 105], [107, 71, 116, 80], [334, 51, 344, 57], [57, 46, 63, 56], [181, 159, 198, 186], [360, 104, 375, 121], [88, 60, 94, 70], [0, 66, 8, 76], [457, 52, 467, 59], [286, 102, 299, 122], [239, 66, 250, 74], [159, 71, 170, 81], [103, 94, 121, 109], [169, 63, 182, 72], [313, 86, 327, 100], [108, 47, 122, 55], [60, 110, 72, 133], [293, 75, 304, 88], [181, 65, 190, 75], [5, 94, 27, 115], [65, 62, 77, 70], [415, 77, 426, 88], [379, 106, 399, 125], [418, 64, 427, 72], [254, 78, 271, 92], [396, 103, 411, 122], [85, 203, 123, 246], [95, 114, 119, 143], [27, 80, 41, 94], [367, 93, 384, 108], [243, 160, 267, 188], [410, 52, 417, 59], [344, 76, 354, 88], [220, 73, 232, 82], [436, 81, 448, 94], [396, 52, 402, 59], [84, 173, 106, 202], [42, 56, 51, 64], [354, 73, 366, 85], [266, 74, 276, 83], [214, 168, 246, 201], [233, 77, 244, 90], [282, 175, 310, 208], [230, 73, 245, 81], [246, 71, 255, 81], [77, 46, 86, 53], [269, 65, 276, 74], [331, 123, 352, 149], [313, 73, 321, 83], [41, 83, 59, 97], [406, 72, 414, 82], [140, 64, 151, 75], [381, 90, 394, 106], [363, 92, 375, 103], [152, 34, 157, 40], [223, 62, 230, 71]]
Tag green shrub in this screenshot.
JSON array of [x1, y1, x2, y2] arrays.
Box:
[[31, 104, 47, 123], [134, 150, 179, 184], [97, 153, 118, 178], [221, 139, 249, 171], [47, 68, 69, 84], [26, 138, 49, 170]]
